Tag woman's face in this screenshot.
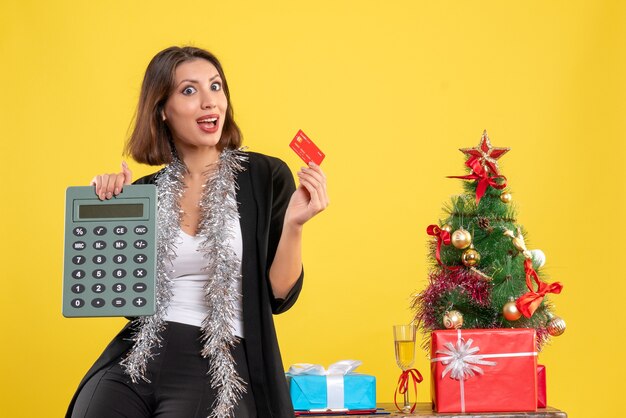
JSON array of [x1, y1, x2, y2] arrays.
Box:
[[162, 59, 228, 153]]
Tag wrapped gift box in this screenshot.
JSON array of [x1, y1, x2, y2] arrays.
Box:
[[287, 374, 376, 411], [286, 361, 376, 411], [431, 328, 538, 413], [537, 364, 547, 408]]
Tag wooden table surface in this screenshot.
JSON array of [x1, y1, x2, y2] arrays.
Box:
[[304, 403, 567, 417]]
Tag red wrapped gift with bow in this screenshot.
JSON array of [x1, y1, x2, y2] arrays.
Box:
[[430, 328, 537, 413]]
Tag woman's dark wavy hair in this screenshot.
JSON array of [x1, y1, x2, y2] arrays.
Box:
[[125, 46, 242, 165]]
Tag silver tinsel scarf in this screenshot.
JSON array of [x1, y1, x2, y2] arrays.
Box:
[[120, 149, 248, 418]]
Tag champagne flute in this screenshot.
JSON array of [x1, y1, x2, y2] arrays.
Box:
[[393, 324, 417, 413]]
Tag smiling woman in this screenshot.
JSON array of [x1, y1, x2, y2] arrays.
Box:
[[66, 46, 330, 418]]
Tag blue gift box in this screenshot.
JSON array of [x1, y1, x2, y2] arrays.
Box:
[[287, 373, 376, 411]]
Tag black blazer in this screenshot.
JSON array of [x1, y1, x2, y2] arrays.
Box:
[[66, 152, 304, 417]]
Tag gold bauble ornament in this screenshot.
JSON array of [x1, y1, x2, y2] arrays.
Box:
[[441, 224, 453, 233], [461, 247, 481, 267], [443, 310, 464, 329], [451, 228, 472, 249], [500, 192, 512, 203], [546, 314, 566, 336], [502, 297, 522, 321]]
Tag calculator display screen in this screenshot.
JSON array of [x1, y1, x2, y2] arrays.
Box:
[[78, 203, 144, 219]]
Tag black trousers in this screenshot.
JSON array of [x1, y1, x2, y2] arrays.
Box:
[[72, 321, 257, 418]]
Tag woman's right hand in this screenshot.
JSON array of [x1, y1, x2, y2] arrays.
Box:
[[90, 161, 133, 200]]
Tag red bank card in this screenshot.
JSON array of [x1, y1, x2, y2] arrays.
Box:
[[289, 130, 325, 165]]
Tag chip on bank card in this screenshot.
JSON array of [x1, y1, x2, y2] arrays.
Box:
[[289, 130, 325, 165]]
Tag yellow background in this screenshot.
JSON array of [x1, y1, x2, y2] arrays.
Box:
[[1, 1, 623, 417]]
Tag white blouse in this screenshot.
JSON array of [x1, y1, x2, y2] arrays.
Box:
[[163, 219, 244, 338]]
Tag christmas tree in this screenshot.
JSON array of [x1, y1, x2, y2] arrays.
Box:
[[413, 131, 566, 349]]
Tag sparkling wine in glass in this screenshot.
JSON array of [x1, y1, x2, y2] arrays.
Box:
[[394, 324, 416, 413]]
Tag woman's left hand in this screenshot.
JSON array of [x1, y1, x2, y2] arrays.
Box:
[[285, 162, 329, 227]]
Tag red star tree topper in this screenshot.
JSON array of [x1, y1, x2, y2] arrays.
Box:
[[460, 130, 510, 175]]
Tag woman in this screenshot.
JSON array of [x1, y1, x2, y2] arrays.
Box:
[[67, 46, 328, 418]]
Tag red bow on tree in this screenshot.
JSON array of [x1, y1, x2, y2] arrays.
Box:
[[448, 158, 507, 204], [427, 225, 461, 270], [427, 225, 450, 266], [516, 259, 563, 318]]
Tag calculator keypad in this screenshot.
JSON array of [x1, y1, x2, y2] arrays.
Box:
[[66, 223, 152, 314], [63, 185, 156, 317]]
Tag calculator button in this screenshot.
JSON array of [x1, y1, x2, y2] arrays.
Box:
[[73, 227, 87, 237], [133, 254, 147, 264], [92, 255, 107, 265], [133, 283, 147, 293], [71, 298, 85, 308], [134, 239, 148, 249], [93, 240, 107, 250], [113, 240, 127, 250], [112, 283, 127, 293], [91, 298, 105, 308], [72, 241, 86, 251], [133, 268, 147, 278], [114, 226, 128, 235], [112, 298, 126, 307], [71, 284, 85, 294], [113, 254, 127, 264], [71, 269, 86, 279], [72, 255, 86, 265], [113, 269, 127, 279], [92, 269, 106, 279], [133, 297, 147, 307], [92, 283, 106, 293], [93, 226, 107, 236], [134, 225, 148, 235]]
